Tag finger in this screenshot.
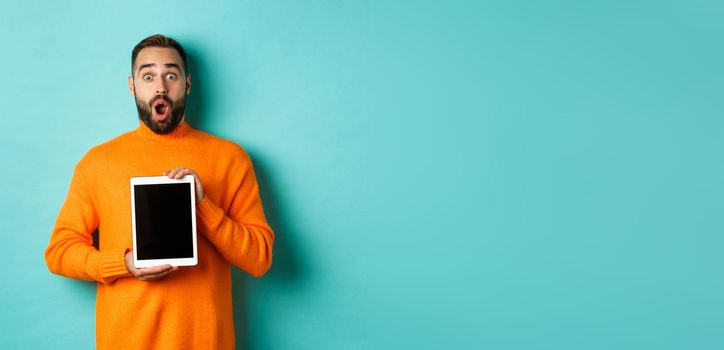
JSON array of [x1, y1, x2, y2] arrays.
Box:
[[146, 266, 179, 280], [135, 264, 174, 277], [140, 268, 176, 281], [175, 168, 191, 179], [167, 167, 183, 179]]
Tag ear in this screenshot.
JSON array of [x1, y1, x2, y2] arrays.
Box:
[[128, 75, 135, 97], [185, 73, 192, 96]]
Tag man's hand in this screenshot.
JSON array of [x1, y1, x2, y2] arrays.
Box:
[[124, 251, 178, 281], [163, 167, 204, 205]]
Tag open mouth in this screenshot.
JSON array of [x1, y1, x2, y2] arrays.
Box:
[[152, 99, 170, 121]]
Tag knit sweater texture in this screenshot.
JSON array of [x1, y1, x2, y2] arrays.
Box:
[[45, 121, 274, 349]]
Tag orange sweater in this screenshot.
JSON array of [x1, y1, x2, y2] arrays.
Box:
[[45, 121, 274, 349]]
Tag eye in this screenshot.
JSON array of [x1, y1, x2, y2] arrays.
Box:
[[143, 74, 152, 81], [166, 73, 177, 80]]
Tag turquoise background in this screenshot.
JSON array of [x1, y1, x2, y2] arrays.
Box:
[[1, 1, 722, 349]]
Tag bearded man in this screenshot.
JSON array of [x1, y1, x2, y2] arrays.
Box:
[[45, 34, 274, 349]]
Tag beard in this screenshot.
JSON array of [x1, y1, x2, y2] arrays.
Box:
[[135, 94, 186, 135]]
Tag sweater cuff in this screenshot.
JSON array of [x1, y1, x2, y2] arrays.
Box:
[[100, 247, 131, 284], [196, 195, 224, 237]]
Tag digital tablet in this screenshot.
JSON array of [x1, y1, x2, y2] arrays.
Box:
[[130, 175, 198, 268]]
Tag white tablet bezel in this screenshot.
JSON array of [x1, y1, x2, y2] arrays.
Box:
[[130, 175, 198, 268]]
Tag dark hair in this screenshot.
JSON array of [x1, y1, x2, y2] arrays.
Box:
[[131, 34, 188, 76]]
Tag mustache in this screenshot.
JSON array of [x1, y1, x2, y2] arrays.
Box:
[[149, 95, 173, 106]]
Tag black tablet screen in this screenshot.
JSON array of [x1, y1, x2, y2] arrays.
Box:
[[134, 183, 194, 260]]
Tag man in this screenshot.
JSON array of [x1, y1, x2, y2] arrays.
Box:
[[45, 34, 274, 349]]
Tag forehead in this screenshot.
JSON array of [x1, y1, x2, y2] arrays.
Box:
[[135, 47, 183, 71]]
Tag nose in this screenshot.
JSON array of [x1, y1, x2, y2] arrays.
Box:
[[155, 80, 167, 95]]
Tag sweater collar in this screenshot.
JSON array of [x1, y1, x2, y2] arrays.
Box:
[[134, 119, 193, 141]]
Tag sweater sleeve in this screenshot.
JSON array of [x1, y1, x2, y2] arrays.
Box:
[[45, 162, 130, 284], [196, 147, 274, 277]]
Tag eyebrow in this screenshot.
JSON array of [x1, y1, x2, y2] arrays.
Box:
[[137, 63, 182, 73]]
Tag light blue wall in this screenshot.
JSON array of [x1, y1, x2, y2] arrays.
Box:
[[1, 1, 722, 349]]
